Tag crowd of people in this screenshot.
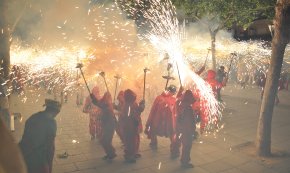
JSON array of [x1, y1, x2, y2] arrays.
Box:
[[79, 65, 228, 168], [0, 61, 289, 173], [0, 61, 231, 173]]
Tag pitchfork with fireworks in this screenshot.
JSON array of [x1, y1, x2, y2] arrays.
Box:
[[76, 63, 91, 95]]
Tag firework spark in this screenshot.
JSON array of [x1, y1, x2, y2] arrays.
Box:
[[137, 0, 222, 130]]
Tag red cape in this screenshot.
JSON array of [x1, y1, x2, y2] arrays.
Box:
[[145, 92, 176, 138]]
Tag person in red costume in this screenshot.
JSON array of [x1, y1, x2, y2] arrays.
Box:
[[145, 85, 182, 153], [190, 90, 205, 134], [90, 92, 117, 161], [117, 89, 145, 163], [205, 70, 224, 98], [83, 86, 102, 140], [173, 90, 198, 168], [195, 70, 224, 134]]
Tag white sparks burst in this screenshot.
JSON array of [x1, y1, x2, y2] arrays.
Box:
[[138, 0, 222, 130]]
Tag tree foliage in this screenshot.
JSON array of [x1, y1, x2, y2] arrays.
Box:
[[171, 0, 276, 69], [172, 0, 276, 29]]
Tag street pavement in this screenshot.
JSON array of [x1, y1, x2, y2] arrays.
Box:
[[10, 84, 290, 173]]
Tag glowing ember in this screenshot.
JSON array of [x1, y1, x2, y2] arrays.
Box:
[[72, 139, 78, 143], [158, 162, 162, 170]]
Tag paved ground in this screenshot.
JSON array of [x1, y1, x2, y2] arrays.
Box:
[[10, 84, 290, 173]]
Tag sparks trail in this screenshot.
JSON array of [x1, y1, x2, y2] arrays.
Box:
[[133, 0, 222, 130]]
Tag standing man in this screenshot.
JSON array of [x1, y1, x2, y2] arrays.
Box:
[[118, 89, 145, 163], [90, 91, 117, 161], [216, 66, 227, 101], [83, 86, 103, 141], [145, 85, 180, 153], [173, 90, 198, 168], [207, 70, 224, 99], [19, 99, 61, 173], [76, 83, 84, 107]]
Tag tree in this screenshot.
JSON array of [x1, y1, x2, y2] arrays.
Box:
[[256, 0, 290, 157], [0, 118, 27, 173], [172, 0, 275, 70], [0, 0, 11, 80], [0, 0, 29, 80]]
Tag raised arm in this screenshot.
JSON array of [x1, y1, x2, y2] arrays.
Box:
[[196, 65, 205, 75]]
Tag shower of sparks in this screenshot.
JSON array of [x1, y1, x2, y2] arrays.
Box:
[[133, 0, 223, 130], [6, 0, 290, 128], [9, 45, 92, 100], [8, 1, 158, 104]]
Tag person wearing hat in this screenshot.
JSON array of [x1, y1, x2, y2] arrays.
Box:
[[145, 85, 183, 154], [19, 99, 61, 173]]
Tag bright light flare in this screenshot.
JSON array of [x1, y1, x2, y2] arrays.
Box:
[[139, 0, 223, 130]]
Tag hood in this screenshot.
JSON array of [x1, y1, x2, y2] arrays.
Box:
[[182, 90, 195, 105], [161, 91, 174, 97], [101, 92, 112, 105], [124, 89, 136, 104], [92, 86, 101, 99], [207, 70, 216, 79]]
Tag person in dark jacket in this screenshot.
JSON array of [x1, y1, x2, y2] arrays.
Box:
[[19, 99, 61, 173]]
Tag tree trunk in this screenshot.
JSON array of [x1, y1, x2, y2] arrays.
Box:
[[210, 31, 217, 71], [256, 0, 290, 157], [0, 118, 27, 173], [0, 0, 10, 80]]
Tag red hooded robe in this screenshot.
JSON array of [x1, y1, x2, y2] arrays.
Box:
[[205, 70, 223, 97], [175, 90, 197, 165], [145, 91, 176, 138], [121, 89, 144, 161], [83, 86, 102, 139]]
